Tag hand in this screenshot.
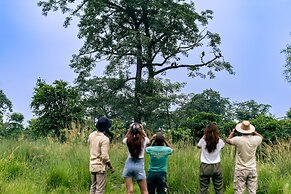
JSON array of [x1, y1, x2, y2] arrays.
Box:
[[141, 128, 147, 137], [150, 134, 157, 143], [232, 128, 236, 132]]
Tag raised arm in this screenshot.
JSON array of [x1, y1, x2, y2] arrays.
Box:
[[226, 128, 236, 145], [124, 128, 131, 138], [140, 124, 147, 137], [149, 134, 157, 145], [164, 139, 174, 151]]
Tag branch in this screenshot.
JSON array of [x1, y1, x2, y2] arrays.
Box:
[[72, 0, 88, 15], [154, 55, 221, 76], [107, 0, 126, 12], [150, 29, 209, 67]]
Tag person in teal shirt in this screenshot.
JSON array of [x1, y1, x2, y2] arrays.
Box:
[[146, 132, 173, 194]]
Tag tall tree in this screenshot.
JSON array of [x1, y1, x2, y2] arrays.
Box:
[[282, 42, 291, 82], [79, 76, 184, 129], [31, 79, 84, 138], [38, 0, 233, 122], [0, 90, 13, 115]]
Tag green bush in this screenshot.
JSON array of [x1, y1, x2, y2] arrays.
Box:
[[0, 158, 27, 180], [252, 115, 291, 142], [45, 167, 71, 190]]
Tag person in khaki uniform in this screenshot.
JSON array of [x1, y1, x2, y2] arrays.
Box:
[[88, 116, 115, 194], [226, 120, 263, 194]]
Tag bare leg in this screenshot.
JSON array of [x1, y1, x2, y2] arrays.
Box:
[[137, 179, 149, 194], [125, 177, 134, 194]]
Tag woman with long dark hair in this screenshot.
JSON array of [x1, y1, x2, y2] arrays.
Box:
[[197, 123, 225, 194], [122, 123, 150, 194]]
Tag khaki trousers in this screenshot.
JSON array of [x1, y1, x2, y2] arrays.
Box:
[[234, 169, 257, 194], [90, 172, 106, 194]]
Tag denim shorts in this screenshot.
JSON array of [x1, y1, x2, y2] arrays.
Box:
[[122, 158, 146, 181]]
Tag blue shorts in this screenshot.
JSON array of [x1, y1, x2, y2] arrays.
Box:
[[122, 158, 146, 181]]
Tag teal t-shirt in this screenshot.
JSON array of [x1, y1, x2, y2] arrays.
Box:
[[145, 146, 173, 173]]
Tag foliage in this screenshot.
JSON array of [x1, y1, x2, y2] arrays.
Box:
[[287, 107, 291, 119], [45, 167, 71, 190], [30, 79, 85, 139], [282, 42, 291, 82], [177, 112, 223, 142], [0, 90, 13, 133], [78, 76, 185, 130], [78, 76, 134, 122], [251, 115, 291, 142], [38, 0, 233, 122], [177, 89, 231, 120], [0, 112, 25, 138], [168, 127, 193, 143], [233, 100, 271, 121], [0, 90, 12, 116]]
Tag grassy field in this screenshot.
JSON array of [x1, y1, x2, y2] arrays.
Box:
[[0, 138, 290, 194]]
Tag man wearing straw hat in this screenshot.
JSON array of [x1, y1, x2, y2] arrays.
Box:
[[226, 120, 263, 194]]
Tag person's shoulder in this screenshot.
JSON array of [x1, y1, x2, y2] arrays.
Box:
[[88, 131, 96, 138], [229, 136, 240, 144], [89, 130, 96, 135], [198, 137, 205, 145], [252, 135, 263, 142], [122, 137, 128, 144], [253, 135, 262, 139], [101, 134, 110, 142], [145, 146, 154, 152], [165, 146, 173, 152], [219, 138, 225, 146], [144, 137, 150, 144]]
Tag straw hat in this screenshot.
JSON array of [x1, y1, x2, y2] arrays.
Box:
[[235, 120, 255, 134]]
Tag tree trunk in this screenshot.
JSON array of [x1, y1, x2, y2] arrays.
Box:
[[134, 40, 143, 123]]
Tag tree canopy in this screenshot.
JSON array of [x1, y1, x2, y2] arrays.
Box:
[[233, 100, 271, 121], [30, 79, 84, 138], [38, 0, 233, 122], [282, 43, 291, 82], [0, 90, 12, 116], [179, 89, 231, 118]]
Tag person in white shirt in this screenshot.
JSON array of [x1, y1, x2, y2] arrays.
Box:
[[226, 120, 263, 194], [122, 123, 150, 194], [197, 123, 225, 194]]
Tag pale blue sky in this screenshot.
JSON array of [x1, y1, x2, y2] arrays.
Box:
[[1, 0, 291, 123]]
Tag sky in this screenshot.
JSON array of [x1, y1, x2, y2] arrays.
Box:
[[1, 0, 291, 124]]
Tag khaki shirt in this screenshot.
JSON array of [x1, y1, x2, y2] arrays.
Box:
[[230, 135, 262, 170], [88, 131, 110, 172]]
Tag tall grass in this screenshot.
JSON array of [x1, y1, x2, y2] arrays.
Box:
[[0, 138, 289, 193]]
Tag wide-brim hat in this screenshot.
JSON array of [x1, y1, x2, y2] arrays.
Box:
[[96, 116, 112, 132], [235, 120, 255, 134]]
